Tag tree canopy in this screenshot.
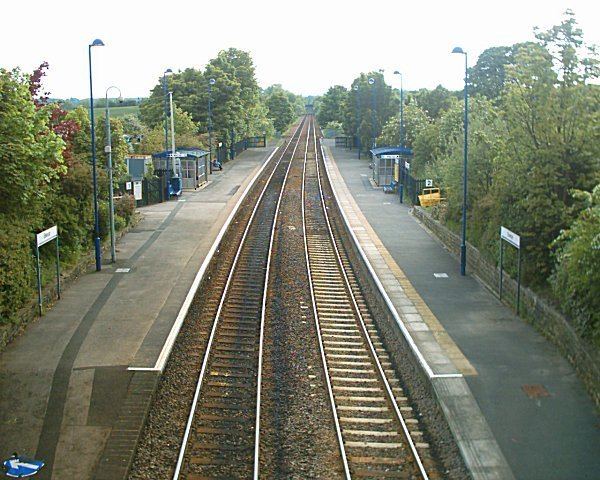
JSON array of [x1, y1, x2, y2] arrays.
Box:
[[139, 48, 275, 150]]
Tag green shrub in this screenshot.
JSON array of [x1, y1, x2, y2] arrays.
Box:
[[115, 194, 135, 224], [551, 185, 600, 346], [0, 217, 35, 325]]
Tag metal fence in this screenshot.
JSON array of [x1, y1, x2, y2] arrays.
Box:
[[247, 135, 267, 148], [119, 175, 167, 208], [335, 136, 351, 147], [399, 165, 427, 205]]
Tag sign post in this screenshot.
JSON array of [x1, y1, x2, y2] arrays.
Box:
[[35, 226, 60, 316], [499, 226, 522, 314]]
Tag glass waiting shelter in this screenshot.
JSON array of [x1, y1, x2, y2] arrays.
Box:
[[152, 148, 210, 189], [370, 146, 413, 186]]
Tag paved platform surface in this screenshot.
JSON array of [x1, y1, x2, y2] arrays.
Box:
[[324, 140, 600, 480], [0, 146, 275, 479]]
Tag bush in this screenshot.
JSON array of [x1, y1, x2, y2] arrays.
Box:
[[115, 194, 135, 224], [551, 185, 600, 346], [0, 217, 35, 325]]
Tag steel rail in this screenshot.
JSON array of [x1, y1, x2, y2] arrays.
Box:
[[309, 121, 430, 479], [252, 117, 309, 479], [301, 119, 352, 479], [173, 117, 307, 479]]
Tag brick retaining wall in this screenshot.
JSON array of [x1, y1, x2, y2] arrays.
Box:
[[412, 206, 600, 407]]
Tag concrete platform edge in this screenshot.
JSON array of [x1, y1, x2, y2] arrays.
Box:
[[321, 144, 515, 480], [92, 146, 280, 480], [131, 146, 280, 373]]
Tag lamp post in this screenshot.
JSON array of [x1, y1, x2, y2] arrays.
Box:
[[169, 91, 177, 177], [208, 78, 216, 167], [353, 84, 361, 159], [104, 86, 122, 264], [162, 69, 172, 196], [88, 38, 104, 272], [452, 46, 469, 276], [368, 77, 375, 151], [393, 71, 404, 148]]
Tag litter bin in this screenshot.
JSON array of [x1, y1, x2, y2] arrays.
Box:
[[169, 176, 182, 197]]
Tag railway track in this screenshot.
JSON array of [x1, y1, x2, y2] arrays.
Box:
[[173, 117, 308, 479], [302, 121, 435, 479]]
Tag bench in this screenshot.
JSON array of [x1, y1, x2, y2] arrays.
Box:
[[383, 180, 398, 194]]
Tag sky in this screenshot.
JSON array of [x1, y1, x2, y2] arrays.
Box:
[[2, 0, 599, 99]]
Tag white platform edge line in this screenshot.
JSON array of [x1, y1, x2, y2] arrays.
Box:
[[128, 146, 280, 373], [320, 145, 462, 380]]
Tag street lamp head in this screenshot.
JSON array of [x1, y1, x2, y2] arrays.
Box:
[[368, 77, 375, 85], [353, 85, 359, 91], [378, 69, 384, 73], [209, 78, 216, 85], [90, 39, 104, 47], [452, 46, 466, 55], [393, 70, 401, 75], [164, 68, 173, 75], [105, 85, 122, 99]]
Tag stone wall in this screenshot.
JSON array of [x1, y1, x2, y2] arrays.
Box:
[[412, 206, 600, 407]]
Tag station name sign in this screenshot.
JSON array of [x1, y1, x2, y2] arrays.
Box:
[[500, 226, 520, 249], [36, 225, 58, 247], [381, 154, 400, 159]]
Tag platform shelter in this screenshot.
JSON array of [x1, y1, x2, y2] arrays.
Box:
[[370, 146, 413, 186], [152, 147, 210, 189]]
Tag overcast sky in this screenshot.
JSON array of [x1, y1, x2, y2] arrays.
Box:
[[2, 0, 598, 99]]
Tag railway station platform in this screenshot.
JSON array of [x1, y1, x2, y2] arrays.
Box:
[[0, 145, 277, 479], [322, 139, 600, 480]]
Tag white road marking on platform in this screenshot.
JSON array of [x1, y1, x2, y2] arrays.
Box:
[[115, 268, 130, 273], [433, 273, 449, 278]]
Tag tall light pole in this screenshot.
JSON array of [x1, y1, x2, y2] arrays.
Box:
[[208, 78, 216, 166], [353, 84, 361, 159], [368, 77, 375, 150], [393, 71, 404, 148], [452, 46, 469, 276], [88, 38, 104, 272], [162, 69, 173, 153], [104, 85, 122, 264], [169, 91, 177, 177]]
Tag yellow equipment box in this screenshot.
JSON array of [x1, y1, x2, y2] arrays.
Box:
[[418, 188, 445, 207]]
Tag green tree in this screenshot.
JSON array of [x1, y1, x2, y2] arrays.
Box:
[[139, 49, 271, 154], [140, 104, 204, 154], [410, 85, 456, 119], [0, 68, 65, 220], [377, 103, 431, 150], [469, 46, 513, 100], [499, 12, 600, 283], [317, 85, 348, 125], [551, 184, 600, 346], [0, 68, 64, 324], [343, 73, 398, 146], [96, 116, 129, 181], [265, 90, 295, 132]]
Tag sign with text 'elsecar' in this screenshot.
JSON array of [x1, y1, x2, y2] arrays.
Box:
[[36, 226, 58, 248], [500, 226, 520, 249]]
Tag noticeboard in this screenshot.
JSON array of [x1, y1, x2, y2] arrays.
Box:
[[133, 181, 143, 200]]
